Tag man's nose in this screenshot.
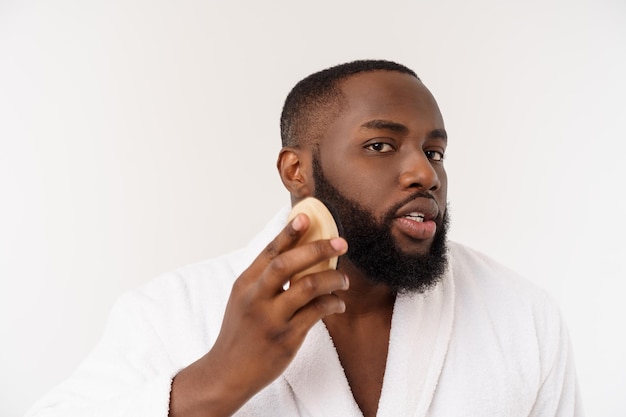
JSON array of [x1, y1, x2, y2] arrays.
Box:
[[397, 150, 441, 192]]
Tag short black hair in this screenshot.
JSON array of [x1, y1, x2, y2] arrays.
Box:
[[280, 59, 420, 148]]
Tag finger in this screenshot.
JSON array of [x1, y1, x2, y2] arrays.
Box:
[[290, 293, 347, 332], [277, 270, 349, 319], [240, 213, 311, 284], [258, 237, 348, 297]]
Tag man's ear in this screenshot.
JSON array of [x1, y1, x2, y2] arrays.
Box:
[[277, 147, 313, 199]]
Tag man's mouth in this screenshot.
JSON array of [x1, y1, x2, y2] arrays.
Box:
[[403, 212, 426, 223], [392, 198, 440, 241]]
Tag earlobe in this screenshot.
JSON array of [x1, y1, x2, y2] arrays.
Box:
[[277, 148, 313, 198]]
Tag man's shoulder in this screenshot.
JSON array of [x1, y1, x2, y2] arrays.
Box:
[[125, 249, 246, 302], [448, 240, 521, 276], [447, 241, 557, 313]]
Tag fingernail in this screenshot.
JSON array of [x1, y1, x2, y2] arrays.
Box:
[[292, 214, 304, 231], [343, 274, 350, 289], [330, 237, 347, 252]]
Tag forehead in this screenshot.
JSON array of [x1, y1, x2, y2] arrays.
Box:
[[330, 71, 444, 133]]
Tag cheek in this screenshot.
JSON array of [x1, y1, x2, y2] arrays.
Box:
[[329, 164, 395, 203], [437, 166, 448, 198]]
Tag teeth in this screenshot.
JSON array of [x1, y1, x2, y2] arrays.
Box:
[[404, 213, 425, 222]]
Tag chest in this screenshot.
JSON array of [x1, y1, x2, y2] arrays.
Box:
[[328, 319, 392, 417]]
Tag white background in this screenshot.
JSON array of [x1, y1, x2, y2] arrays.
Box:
[[1, 0, 624, 415]]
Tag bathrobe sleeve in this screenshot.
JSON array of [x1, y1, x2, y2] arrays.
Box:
[[24, 210, 286, 417], [24, 290, 180, 417]]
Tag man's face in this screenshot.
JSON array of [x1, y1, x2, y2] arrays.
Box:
[[311, 71, 449, 293]]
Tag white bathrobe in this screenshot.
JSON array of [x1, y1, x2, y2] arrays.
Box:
[[26, 208, 583, 417]]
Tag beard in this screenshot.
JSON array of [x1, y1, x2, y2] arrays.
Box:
[[312, 154, 449, 295]]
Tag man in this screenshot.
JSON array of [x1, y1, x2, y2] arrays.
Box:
[[26, 60, 582, 417]]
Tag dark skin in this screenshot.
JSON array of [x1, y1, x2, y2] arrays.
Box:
[[169, 71, 447, 417]]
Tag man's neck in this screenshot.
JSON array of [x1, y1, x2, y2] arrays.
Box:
[[327, 259, 396, 321]]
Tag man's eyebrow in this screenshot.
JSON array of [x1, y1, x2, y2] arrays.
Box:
[[360, 120, 448, 142], [429, 128, 448, 142], [359, 119, 409, 134]]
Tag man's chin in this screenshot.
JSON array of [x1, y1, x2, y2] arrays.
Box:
[[398, 235, 434, 249], [390, 231, 437, 257]]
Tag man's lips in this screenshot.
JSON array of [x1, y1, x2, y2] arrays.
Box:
[[392, 197, 440, 240], [394, 197, 440, 222], [394, 217, 437, 240]]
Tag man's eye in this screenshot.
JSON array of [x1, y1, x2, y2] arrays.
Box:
[[366, 142, 394, 153], [426, 150, 444, 161]]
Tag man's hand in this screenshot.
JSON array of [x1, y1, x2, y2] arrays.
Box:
[[169, 213, 349, 417]]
